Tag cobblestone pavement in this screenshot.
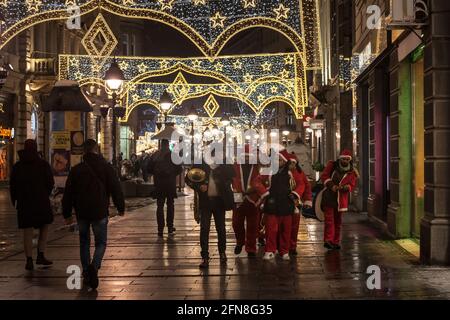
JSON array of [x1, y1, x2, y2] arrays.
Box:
[[0, 188, 450, 300]]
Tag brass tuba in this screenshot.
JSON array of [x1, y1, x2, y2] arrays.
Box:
[[186, 167, 207, 224]]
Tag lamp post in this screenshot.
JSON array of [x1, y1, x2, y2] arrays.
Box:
[[103, 59, 125, 167], [159, 90, 173, 124]]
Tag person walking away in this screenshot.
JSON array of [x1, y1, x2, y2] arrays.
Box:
[[262, 149, 305, 261], [319, 149, 358, 250], [140, 151, 149, 182], [232, 145, 267, 257], [62, 139, 125, 289], [9, 139, 54, 270], [287, 153, 312, 256], [147, 139, 182, 237], [186, 162, 235, 268]]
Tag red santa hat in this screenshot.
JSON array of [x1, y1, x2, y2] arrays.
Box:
[[339, 149, 352, 160], [279, 149, 291, 162]]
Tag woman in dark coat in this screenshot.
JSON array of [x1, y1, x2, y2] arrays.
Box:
[[9, 139, 54, 270]]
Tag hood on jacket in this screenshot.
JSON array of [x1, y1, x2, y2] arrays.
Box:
[[18, 149, 40, 163]]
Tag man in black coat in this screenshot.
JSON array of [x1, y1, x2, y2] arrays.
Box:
[[62, 139, 125, 289], [10, 139, 54, 271], [147, 139, 182, 237], [186, 162, 235, 268]]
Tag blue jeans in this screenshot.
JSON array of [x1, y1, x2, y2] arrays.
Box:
[[78, 217, 108, 272]]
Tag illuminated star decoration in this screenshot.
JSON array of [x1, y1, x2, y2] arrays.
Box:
[[191, 60, 202, 68], [214, 61, 223, 72], [160, 60, 170, 69], [119, 61, 129, 71], [273, 4, 290, 20], [137, 63, 148, 73], [242, 0, 256, 9], [257, 94, 265, 102], [144, 88, 153, 96], [243, 74, 253, 83], [158, 0, 174, 11], [271, 86, 278, 94], [65, 0, 76, 6], [280, 69, 290, 79], [26, 0, 42, 12], [261, 61, 272, 72], [284, 55, 294, 65], [132, 93, 140, 102], [210, 12, 226, 29], [0, 0, 7, 7], [122, 0, 135, 5], [233, 60, 243, 70], [193, 0, 206, 5]]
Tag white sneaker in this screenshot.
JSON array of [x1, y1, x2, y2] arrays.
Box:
[[282, 253, 290, 261], [263, 252, 275, 260]]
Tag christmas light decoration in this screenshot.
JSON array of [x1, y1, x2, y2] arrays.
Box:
[[0, 0, 321, 68], [202, 94, 220, 118], [59, 52, 307, 121]]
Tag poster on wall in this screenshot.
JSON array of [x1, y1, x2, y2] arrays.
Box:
[[51, 131, 70, 150], [51, 149, 70, 176], [65, 112, 81, 131], [51, 112, 65, 131], [71, 131, 84, 155]]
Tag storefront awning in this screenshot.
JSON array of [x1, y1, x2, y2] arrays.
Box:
[[42, 80, 93, 112]]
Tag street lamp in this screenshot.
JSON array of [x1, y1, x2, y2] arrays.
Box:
[[103, 58, 125, 167], [159, 90, 173, 123], [221, 116, 230, 127]]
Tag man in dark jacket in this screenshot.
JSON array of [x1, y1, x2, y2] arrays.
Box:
[[186, 162, 235, 268], [62, 139, 125, 289], [10, 139, 54, 271], [147, 139, 182, 237]]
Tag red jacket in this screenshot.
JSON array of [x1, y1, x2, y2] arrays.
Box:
[[232, 164, 267, 206], [320, 160, 358, 212], [297, 170, 312, 207]]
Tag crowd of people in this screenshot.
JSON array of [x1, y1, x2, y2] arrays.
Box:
[[8, 137, 358, 288]]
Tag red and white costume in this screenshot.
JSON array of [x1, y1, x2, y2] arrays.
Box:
[[231, 147, 267, 253], [319, 149, 358, 245]]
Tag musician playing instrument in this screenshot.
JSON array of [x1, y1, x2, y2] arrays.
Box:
[[186, 161, 235, 269]]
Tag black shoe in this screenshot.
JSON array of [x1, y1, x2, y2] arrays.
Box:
[[25, 257, 33, 271], [87, 264, 99, 290], [333, 243, 341, 250], [324, 242, 334, 250], [289, 249, 298, 256], [36, 252, 53, 265], [220, 253, 227, 265], [199, 258, 209, 269], [258, 238, 265, 246], [247, 252, 257, 258], [168, 227, 176, 235], [234, 245, 243, 255]]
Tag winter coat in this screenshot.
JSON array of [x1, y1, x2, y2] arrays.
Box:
[[232, 164, 267, 206], [62, 153, 125, 221], [147, 149, 182, 199], [262, 165, 305, 216], [186, 163, 235, 211], [320, 160, 358, 212], [9, 150, 54, 229]]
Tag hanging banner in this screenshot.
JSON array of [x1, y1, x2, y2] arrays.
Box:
[[51, 131, 70, 149]]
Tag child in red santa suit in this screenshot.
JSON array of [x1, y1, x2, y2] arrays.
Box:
[[319, 149, 359, 250], [287, 153, 312, 256], [232, 145, 267, 257], [262, 149, 305, 261]]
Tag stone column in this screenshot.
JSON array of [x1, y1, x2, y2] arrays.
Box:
[[420, 0, 450, 265]]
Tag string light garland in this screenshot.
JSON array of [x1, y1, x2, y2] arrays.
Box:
[[60, 52, 305, 121], [0, 0, 321, 68]]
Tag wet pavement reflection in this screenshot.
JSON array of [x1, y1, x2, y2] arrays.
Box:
[[0, 188, 449, 300]]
